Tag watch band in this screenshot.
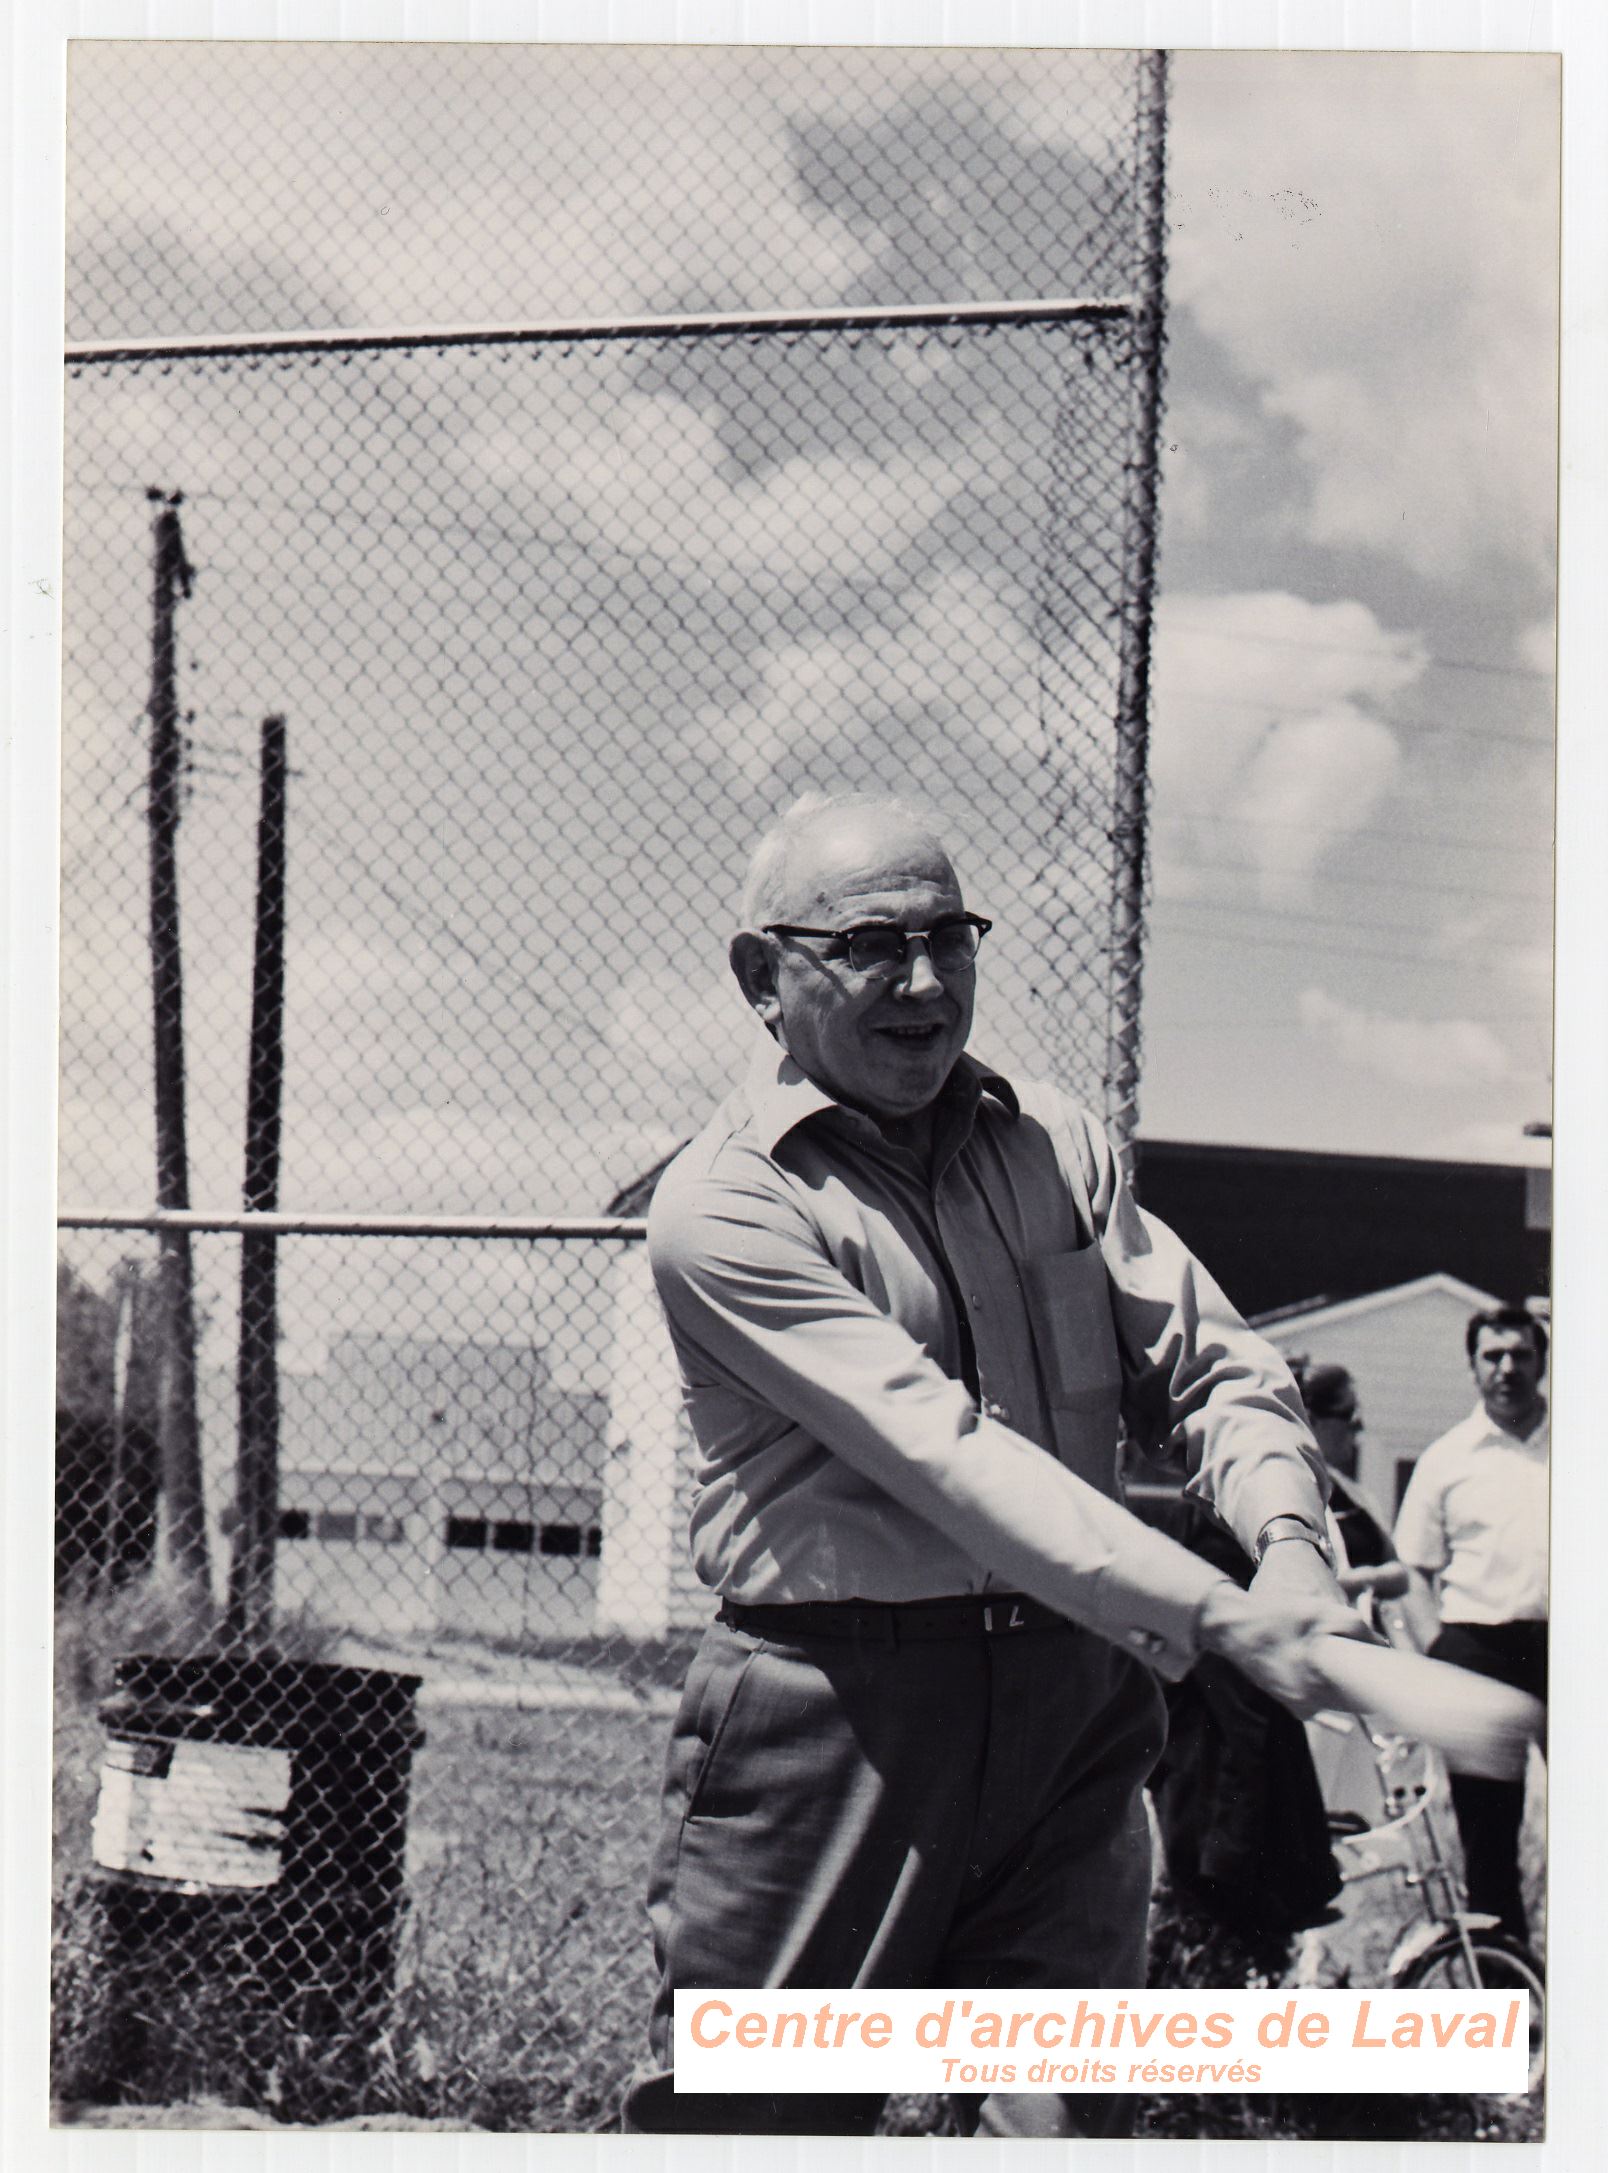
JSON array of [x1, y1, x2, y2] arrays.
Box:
[[1253, 1512, 1336, 1571]]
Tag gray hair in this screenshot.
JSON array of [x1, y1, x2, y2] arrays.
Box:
[[737, 791, 954, 929]]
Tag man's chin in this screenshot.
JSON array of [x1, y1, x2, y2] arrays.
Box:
[[876, 1049, 960, 1104], [851, 1065, 956, 1122], [1488, 1395, 1540, 1428]]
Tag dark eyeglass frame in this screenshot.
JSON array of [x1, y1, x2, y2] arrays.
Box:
[[762, 913, 993, 975]]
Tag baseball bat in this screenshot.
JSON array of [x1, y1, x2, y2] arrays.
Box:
[[1307, 1633, 1544, 1782]]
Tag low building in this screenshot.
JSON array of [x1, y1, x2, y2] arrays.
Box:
[[200, 1332, 610, 1644], [1253, 1273, 1506, 1516]]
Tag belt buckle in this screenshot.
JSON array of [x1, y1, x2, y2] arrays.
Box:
[[982, 1600, 1027, 1634]]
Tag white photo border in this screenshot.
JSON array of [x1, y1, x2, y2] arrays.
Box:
[[6, 6, 1601, 2171]]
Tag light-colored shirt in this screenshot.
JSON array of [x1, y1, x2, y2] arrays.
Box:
[[1394, 1401, 1550, 1624], [647, 1046, 1329, 1680]]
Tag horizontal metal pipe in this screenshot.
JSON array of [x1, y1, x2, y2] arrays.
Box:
[[65, 294, 1137, 367], [57, 1209, 647, 1240]]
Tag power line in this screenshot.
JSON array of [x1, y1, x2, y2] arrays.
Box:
[[1158, 612, 1551, 683], [1152, 809, 1552, 862], [1152, 851, 1546, 909], [1146, 913, 1552, 973], [1156, 1013, 1552, 1033], [1149, 895, 1549, 951], [1160, 685, 1551, 750]]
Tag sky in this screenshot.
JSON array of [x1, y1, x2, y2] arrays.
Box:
[[1149, 51, 1555, 1164], [47, 38, 1559, 1239], [6, 13, 1606, 2171]]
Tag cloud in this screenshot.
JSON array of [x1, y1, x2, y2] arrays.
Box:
[[1150, 590, 1421, 902], [1169, 52, 1558, 583], [280, 1104, 688, 1220], [1298, 987, 1512, 1090], [67, 44, 881, 339], [603, 971, 759, 1098], [1516, 619, 1556, 676], [450, 390, 987, 593], [685, 568, 1039, 788], [1426, 905, 1554, 993], [1157, 393, 1257, 542]]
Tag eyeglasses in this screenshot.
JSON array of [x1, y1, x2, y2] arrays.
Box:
[[762, 913, 992, 976]]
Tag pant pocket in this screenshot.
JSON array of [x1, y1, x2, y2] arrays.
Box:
[[682, 1636, 762, 1822]]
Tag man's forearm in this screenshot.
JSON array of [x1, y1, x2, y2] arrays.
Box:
[[1398, 1568, 1442, 1650]]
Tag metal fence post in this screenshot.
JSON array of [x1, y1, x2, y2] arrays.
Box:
[[1104, 49, 1170, 1185]]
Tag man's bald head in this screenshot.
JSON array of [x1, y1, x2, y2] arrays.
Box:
[[737, 792, 959, 932], [729, 792, 978, 1125]]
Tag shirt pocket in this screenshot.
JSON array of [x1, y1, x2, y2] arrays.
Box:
[[1020, 1247, 1122, 1411]]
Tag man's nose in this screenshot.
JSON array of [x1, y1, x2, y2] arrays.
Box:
[[896, 940, 944, 997]]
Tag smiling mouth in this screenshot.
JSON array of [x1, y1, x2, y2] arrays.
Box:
[[878, 1021, 946, 1044]]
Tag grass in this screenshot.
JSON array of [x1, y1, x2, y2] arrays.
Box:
[[51, 1585, 1545, 2140], [374, 1701, 663, 2129], [52, 1585, 663, 2129]]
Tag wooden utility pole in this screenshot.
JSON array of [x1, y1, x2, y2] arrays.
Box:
[[228, 716, 289, 1649], [145, 489, 212, 1612]]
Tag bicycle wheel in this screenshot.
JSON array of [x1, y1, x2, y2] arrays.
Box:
[[1398, 1931, 1545, 2093]]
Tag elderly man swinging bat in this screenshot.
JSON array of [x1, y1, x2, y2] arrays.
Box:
[[621, 790, 1370, 2141]]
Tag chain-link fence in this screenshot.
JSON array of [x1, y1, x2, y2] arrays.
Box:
[[55, 1219, 677, 2126], [56, 42, 1170, 2128], [62, 308, 1156, 1217]]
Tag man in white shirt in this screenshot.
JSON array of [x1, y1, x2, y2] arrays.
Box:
[[1395, 1305, 1549, 1944]]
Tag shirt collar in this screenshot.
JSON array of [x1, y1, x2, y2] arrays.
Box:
[[743, 1039, 1019, 1157], [1468, 1397, 1549, 1449]]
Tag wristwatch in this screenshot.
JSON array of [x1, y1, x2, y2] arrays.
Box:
[[1253, 1512, 1336, 1571]]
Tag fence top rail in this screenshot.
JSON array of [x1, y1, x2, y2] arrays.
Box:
[[64, 294, 1140, 367], [57, 1209, 648, 1241]]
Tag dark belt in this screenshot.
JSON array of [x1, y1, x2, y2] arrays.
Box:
[[717, 1593, 1076, 1643]]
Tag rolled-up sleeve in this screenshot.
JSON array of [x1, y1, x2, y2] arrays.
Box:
[[649, 1158, 1229, 1676], [1058, 1105, 1330, 1554], [1393, 1452, 1449, 1576]]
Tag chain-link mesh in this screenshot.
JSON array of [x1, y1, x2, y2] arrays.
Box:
[[66, 43, 1147, 341], [62, 315, 1147, 1215], [56, 1221, 685, 2126], [56, 42, 1168, 2129]]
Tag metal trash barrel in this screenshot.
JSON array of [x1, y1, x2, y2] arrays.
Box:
[[85, 1655, 423, 2112]]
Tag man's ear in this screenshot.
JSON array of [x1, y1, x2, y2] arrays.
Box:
[[730, 930, 783, 1033]]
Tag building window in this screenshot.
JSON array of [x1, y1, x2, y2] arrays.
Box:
[[315, 1510, 359, 1542], [443, 1511, 601, 1558], [278, 1508, 310, 1540], [363, 1513, 406, 1544]]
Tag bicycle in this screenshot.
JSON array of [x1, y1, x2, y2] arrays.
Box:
[[1312, 1711, 1546, 2094]]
